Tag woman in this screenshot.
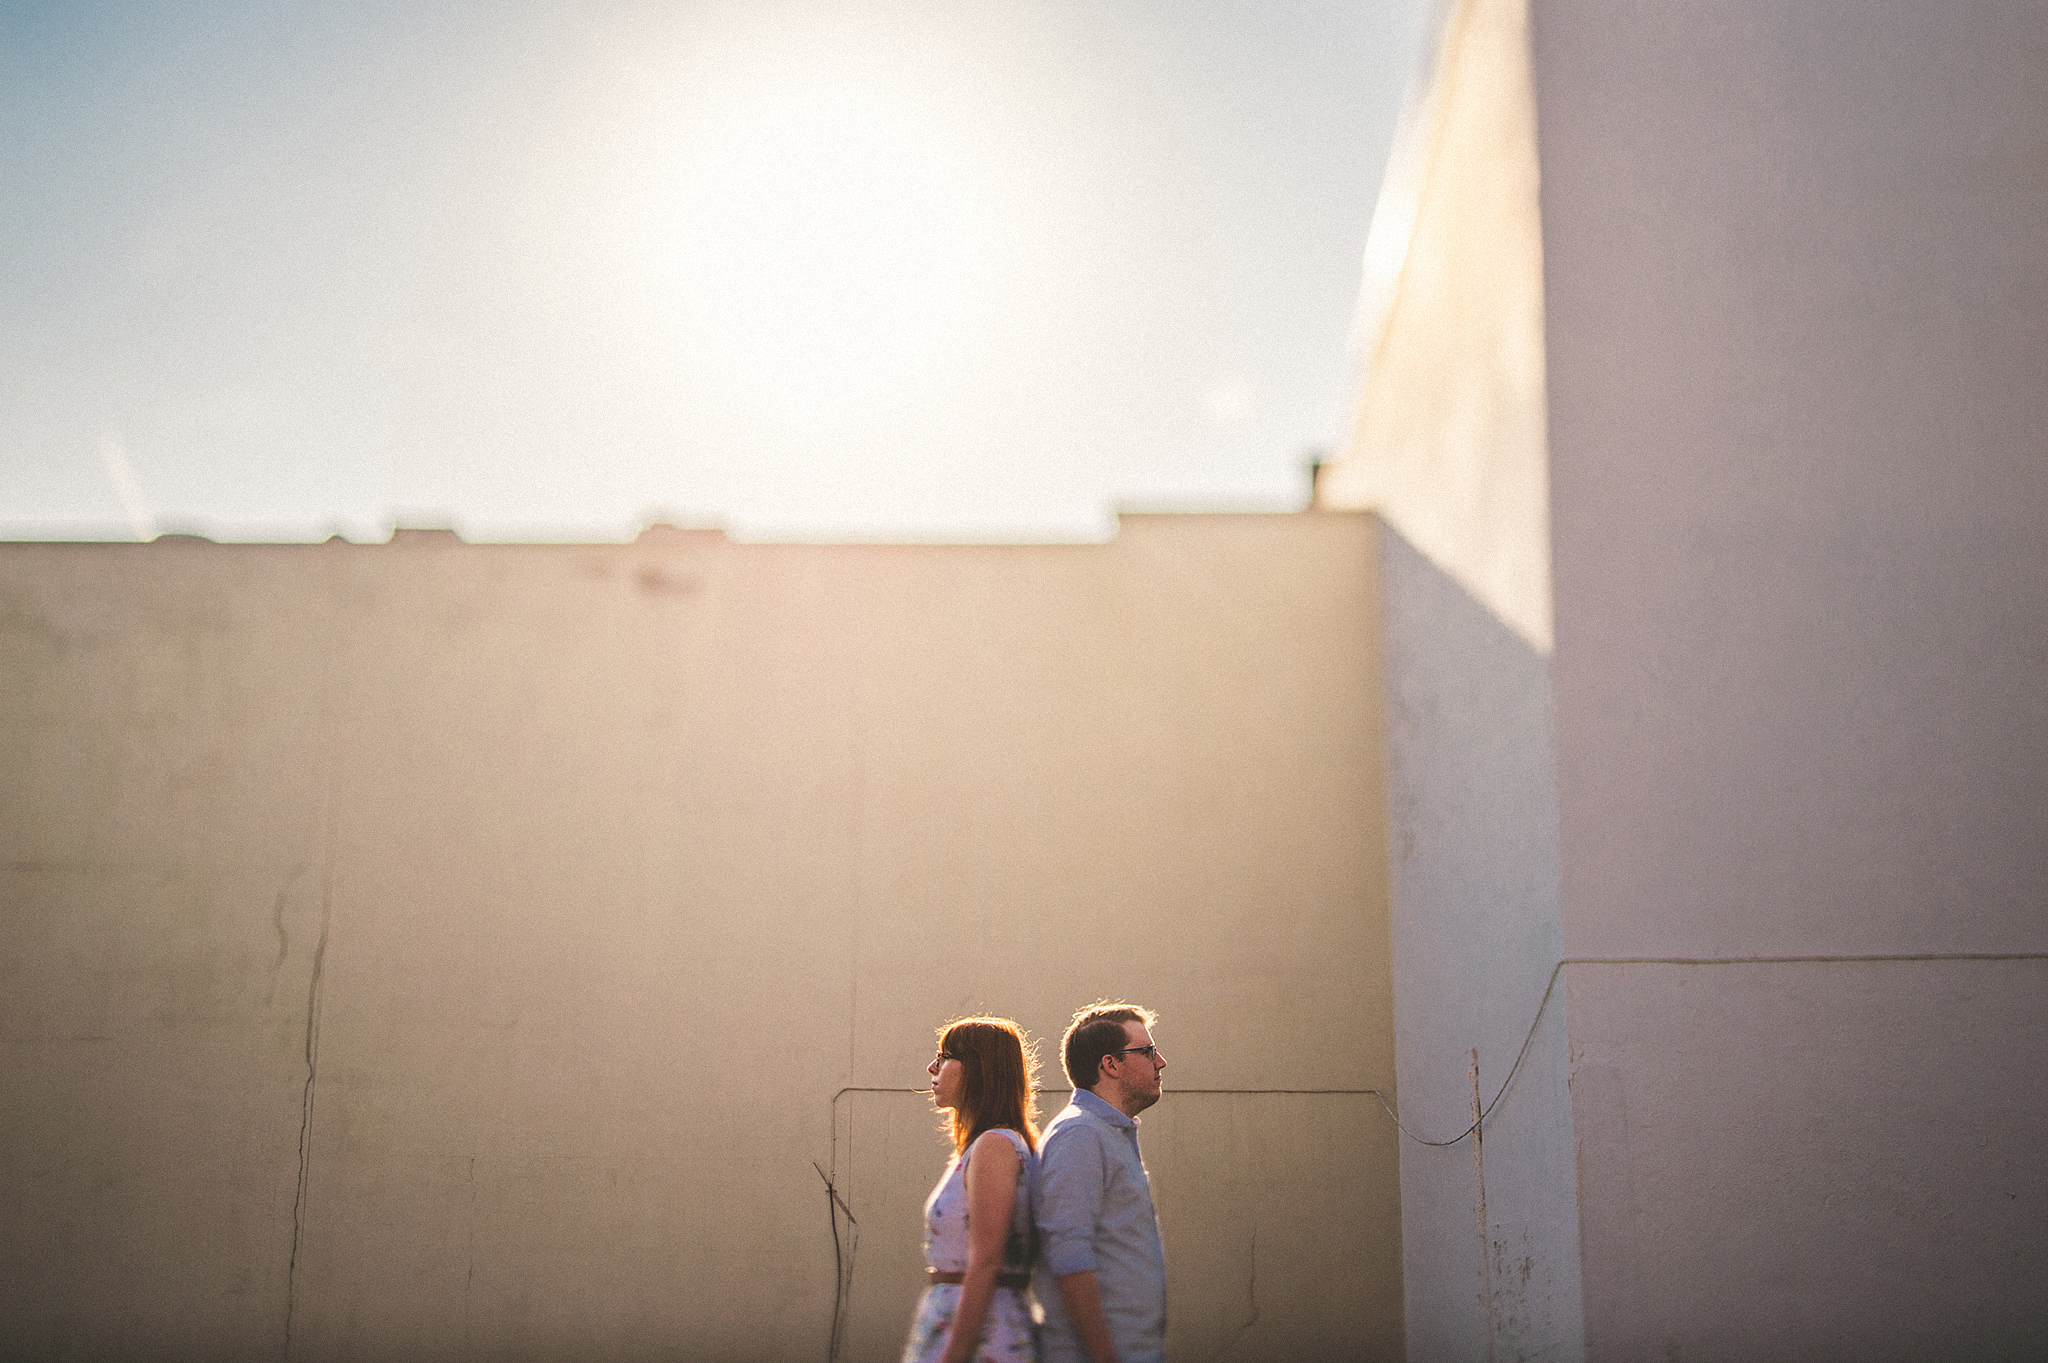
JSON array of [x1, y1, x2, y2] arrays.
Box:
[[903, 1016, 1041, 1363]]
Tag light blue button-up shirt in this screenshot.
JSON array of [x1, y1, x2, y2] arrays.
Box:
[[1033, 1088, 1167, 1363]]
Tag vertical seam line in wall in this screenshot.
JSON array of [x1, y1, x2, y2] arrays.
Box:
[[846, 593, 865, 1091]]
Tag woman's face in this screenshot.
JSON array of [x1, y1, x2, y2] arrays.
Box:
[[927, 1045, 964, 1110]]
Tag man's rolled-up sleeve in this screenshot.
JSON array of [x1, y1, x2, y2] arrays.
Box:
[[1035, 1125, 1104, 1277]]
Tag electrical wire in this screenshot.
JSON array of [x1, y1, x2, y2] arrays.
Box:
[[1376, 951, 2048, 1148], [812, 1162, 858, 1363]]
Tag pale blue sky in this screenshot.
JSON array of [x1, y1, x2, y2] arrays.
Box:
[[2, 0, 1434, 542]]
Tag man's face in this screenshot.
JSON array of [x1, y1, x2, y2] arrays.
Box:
[[1101, 1020, 1166, 1113]]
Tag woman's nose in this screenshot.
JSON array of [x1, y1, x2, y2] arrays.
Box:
[[927, 1058, 940, 1076]]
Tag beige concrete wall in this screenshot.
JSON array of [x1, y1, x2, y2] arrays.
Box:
[[1535, 1, 2048, 1356], [0, 515, 1401, 1362]]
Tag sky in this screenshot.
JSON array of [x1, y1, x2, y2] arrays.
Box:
[[1, 0, 1435, 543]]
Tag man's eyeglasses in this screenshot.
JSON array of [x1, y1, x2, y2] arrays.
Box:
[[1107, 1044, 1160, 1060]]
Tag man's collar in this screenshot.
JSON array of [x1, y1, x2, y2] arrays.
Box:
[[1073, 1086, 1138, 1128]]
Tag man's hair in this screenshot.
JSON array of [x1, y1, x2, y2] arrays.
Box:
[[937, 1016, 1040, 1154], [1061, 1002, 1159, 1092]]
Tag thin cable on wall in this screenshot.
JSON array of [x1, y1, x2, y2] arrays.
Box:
[[812, 1162, 859, 1363], [1381, 951, 2048, 1148]]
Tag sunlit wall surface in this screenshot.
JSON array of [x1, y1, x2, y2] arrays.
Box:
[[0, 515, 1403, 1362]]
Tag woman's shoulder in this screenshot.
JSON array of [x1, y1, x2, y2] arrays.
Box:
[[970, 1126, 1034, 1161]]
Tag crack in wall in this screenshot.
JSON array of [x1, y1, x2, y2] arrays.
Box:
[[263, 865, 308, 1007], [283, 610, 346, 1363], [1205, 1223, 1261, 1362], [281, 875, 332, 1360], [1242, 1224, 1260, 1336], [270, 890, 289, 978], [464, 1154, 478, 1355]]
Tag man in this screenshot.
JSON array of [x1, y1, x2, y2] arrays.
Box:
[[1034, 1003, 1169, 1363]]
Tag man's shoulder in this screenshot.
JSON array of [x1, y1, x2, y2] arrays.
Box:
[[1040, 1100, 1109, 1151], [1042, 1099, 1086, 1130]]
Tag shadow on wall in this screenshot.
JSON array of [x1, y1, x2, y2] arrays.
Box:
[[1373, 522, 1583, 1363]]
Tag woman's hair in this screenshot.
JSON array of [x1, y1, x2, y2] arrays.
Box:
[[937, 1016, 1040, 1154]]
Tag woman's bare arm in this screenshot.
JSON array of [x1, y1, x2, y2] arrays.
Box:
[[938, 1131, 1021, 1363]]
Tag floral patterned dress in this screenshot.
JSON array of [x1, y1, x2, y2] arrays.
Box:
[[901, 1127, 1040, 1363]]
